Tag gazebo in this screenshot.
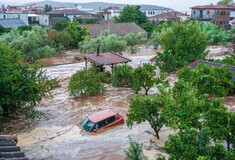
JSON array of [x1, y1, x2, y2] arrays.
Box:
[[83, 51, 132, 74]]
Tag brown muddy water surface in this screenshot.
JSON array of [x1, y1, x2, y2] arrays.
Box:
[[1, 46, 234, 160]]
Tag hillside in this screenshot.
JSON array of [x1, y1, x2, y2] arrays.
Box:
[[23, 0, 172, 11]]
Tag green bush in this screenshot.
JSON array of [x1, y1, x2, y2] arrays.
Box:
[[52, 20, 69, 31], [176, 63, 235, 96], [113, 65, 133, 87], [0, 26, 57, 63], [194, 21, 230, 45], [79, 30, 126, 54], [124, 136, 143, 160], [68, 69, 106, 97]]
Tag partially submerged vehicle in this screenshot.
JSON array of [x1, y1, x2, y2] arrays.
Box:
[[81, 109, 124, 132]]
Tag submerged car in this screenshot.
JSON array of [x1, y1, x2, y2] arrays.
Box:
[[81, 109, 124, 132]]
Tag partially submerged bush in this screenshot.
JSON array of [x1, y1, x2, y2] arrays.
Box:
[[113, 65, 133, 87]]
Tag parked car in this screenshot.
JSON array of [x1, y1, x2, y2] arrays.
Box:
[[81, 109, 124, 132]]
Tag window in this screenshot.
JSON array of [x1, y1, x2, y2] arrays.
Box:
[[194, 10, 196, 14], [148, 11, 150, 15], [45, 19, 47, 23], [207, 11, 210, 15], [153, 11, 155, 15], [221, 11, 226, 15], [105, 116, 115, 124]]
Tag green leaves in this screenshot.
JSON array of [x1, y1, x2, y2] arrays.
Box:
[[68, 68, 106, 97], [177, 63, 235, 96], [155, 22, 207, 73], [79, 30, 126, 54], [0, 42, 59, 118], [0, 26, 57, 63], [113, 65, 133, 87], [124, 136, 143, 160]]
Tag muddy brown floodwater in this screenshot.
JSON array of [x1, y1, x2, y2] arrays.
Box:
[[1, 46, 234, 160]]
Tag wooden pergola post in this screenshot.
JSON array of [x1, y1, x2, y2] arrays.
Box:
[[111, 64, 114, 74], [85, 59, 87, 71]]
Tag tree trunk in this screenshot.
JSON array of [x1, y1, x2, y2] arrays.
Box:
[[145, 88, 149, 95], [156, 132, 160, 139], [227, 138, 230, 151], [2, 104, 9, 116]]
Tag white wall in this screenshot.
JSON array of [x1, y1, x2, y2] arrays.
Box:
[[39, 15, 50, 26]]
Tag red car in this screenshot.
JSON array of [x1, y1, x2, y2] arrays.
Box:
[[81, 109, 124, 132]]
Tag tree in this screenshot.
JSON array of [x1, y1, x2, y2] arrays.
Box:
[[176, 63, 235, 96], [155, 22, 207, 72], [84, 19, 99, 24], [163, 127, 235, 160], [194, 21, 230, 45], [124, 136, 143, 160], [113, 65, 133, 87], [0, 25, 9, 35], [0, 42, 59, 118], [79, 30, 126, 54], [205, 108, 235, 150], [127, 84, 170, 139], [162, 80, 225, 131], [44, 4, 52, 13], [139, 22, 155, 36], [66, 20, 89, 47], [147, 30, 162, 49], [0, 26, 57, 63], [124, 32, 146, 53], [131, 63, 156, 95], [52, 20, 69, 31], [217, 0, 233, 5], [114, 5, 148, 25], [68, 69, 106, 97]]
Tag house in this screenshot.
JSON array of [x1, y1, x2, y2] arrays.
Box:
[[80, 22, 148, 38], [0, 13, 28, 28], [102, 6, 122, 18], [46, 9, 93, 26], [148, 13, 181, 25], [177, 60, 235, 82], [190, 3, 235, 27], [140, 5, 173, 18], [168, 11, 189, 22]]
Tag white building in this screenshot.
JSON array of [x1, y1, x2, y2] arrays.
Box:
[[140, 5, 173, 17], [0, 13, 28, 25], [102, 6, 122, 18]]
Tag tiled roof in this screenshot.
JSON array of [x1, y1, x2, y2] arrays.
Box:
[[140, 5, 171, 10], [0, 18, 26, 28], [102, 6, 120, 11], [168, 11, 188, 16], [83, 51, 132, 65], [178, 60, 235, 82], [191, 4, 235, 10], [0, 135, 28, 160], [149, 13, 181, 19], [47, 9, 91, 15], [80, 22, 148, 38]]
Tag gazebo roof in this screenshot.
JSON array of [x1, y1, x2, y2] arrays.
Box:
[[83, 51, 132, 65]]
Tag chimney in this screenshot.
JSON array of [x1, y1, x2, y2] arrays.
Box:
[[97, 45, 100, 56]]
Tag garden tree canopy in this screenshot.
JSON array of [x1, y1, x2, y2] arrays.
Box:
[[194, 21, 230, 45], [131, 63, 157, 95], [66, 20, 89, 47], [205, 108, 235, 150], [217, 0, 233, 5], [52, 20, 69, 31], [0, 26, 57, 63], [176, 63, 235, 96], [114, 5, 148, 25], [162, 80, 225, 131], [127, 94, 167, 139], [0, 42, 59, 118], [113, 65, 133, 87], [163, 127, 235, 160], [155, 22, 207, 72], [124, 32, 147, 53], [79, 30, 126, 54], [44, 4, 52, 13], [68, 68, 106, 97]]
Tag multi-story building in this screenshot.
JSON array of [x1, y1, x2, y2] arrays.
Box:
[[102, 6, 121, 18], [190, 3, 235, 27], [140, 5, 173, 18]]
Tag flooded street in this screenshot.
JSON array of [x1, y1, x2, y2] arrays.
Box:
[[1, 46, 234, 160]]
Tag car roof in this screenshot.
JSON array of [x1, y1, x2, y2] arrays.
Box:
[[88, 109, 117, 123]]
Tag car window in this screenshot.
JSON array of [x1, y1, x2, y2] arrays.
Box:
[[95, 120, 106, 130], [105, 116, 116, 125]]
